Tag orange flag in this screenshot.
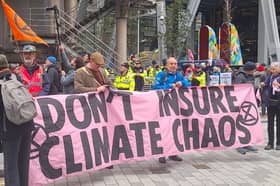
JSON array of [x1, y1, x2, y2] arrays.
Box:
[[1, 0, 48, 46]]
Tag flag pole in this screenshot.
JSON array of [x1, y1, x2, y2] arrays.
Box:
[[46, 5, 61, 45]]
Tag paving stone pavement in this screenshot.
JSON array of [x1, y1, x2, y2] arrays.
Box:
[[1, 117, 280, 186]]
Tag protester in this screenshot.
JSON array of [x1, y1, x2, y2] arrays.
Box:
[[0, 54, 34, 186], [82, 52, 90, 64], [74, 51, 112, 94], [184, 63, 194, 82], [234, 61, 258, 154], [74, 51, 113, 169], [45, 56, 60, 95], [261, 62, 280, 150], [152, 57, 191, 163], [19, 45, 50, 96], [255, 64, 269, 115], [114, 62, 135, 91], [60, 45, 84, 94]]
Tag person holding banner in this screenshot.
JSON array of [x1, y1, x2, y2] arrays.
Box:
[[234, 61, 258, 154], [152, 57, 191, 163], [74, 51, 112, 94], [0, 54, 34, 186], [74, 51, 113, 169]]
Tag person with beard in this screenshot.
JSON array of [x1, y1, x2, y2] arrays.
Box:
[[19, 45, 50, 97], [0, 54, 34, 186], [132, 59, 146, 91], [152, 57, 190, 163]]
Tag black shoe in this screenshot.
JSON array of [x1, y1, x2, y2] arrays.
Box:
[[106, 165, 114, 169], [264, 144, 273, 150], [158, 157, 166, 163], [168, 155, 183, 161], [276, 145, 280, 150]]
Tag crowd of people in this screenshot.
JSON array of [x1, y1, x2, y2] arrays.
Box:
[[0, 44, 280, 185]]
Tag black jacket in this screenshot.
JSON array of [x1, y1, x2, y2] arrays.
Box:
[[0, 70, 34, 140], [46, 64, 60, 95]]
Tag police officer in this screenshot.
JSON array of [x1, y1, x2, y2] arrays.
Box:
[[114, 63, 135, 91], [132, 59, 146, 91]]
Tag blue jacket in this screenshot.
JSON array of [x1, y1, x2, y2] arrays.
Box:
[[61, 71, 75, 94], [61, 50, 74, 73], [60, 50, 75, 94], [152, 71, 191, 90]]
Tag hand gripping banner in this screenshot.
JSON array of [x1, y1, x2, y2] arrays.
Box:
[[29, 85, 264, 185]]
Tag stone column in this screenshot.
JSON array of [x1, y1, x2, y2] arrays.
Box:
[[64, 0, 77, 20], [258, 0, 280, 63], [156, 0, 167, 64], [115, 0, 129, 65], [258, 0, 268, 65]]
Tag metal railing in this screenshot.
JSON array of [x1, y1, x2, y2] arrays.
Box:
[[58, 8, 120, 72], [22, 6, 120, 72]]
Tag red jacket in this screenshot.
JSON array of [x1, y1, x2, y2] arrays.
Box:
[[20, 65, 43, 97]]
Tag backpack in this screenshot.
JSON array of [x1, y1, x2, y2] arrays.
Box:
[[162, 70, 182, 84], [0, 78, 37, 125]]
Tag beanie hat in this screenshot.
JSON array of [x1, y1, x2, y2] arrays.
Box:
[[257, 65, 265, 72], [0, 54, 9, 70], [243, 61, 256, 71], [47, 56, 57, 64]]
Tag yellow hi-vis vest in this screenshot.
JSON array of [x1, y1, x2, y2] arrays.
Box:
[[147, 67, 161, 84], [114, 72, 135, 91]]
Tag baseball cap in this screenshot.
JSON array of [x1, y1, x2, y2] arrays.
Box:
[[22, 45, 36, 53]]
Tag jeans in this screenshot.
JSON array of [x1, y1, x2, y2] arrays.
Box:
[[267, 105, 280, 146], [2, 130, 32, 186]]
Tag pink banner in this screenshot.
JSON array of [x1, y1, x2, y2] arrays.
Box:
[[29, 84, 264, 186]]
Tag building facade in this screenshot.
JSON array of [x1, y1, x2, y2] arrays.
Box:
[[189, 0, 280, 64]]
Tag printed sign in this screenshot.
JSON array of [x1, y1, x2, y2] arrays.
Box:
[[29, 85, 264, 186], [220, 72, 232, 85], [209, 75, 220, 86]]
